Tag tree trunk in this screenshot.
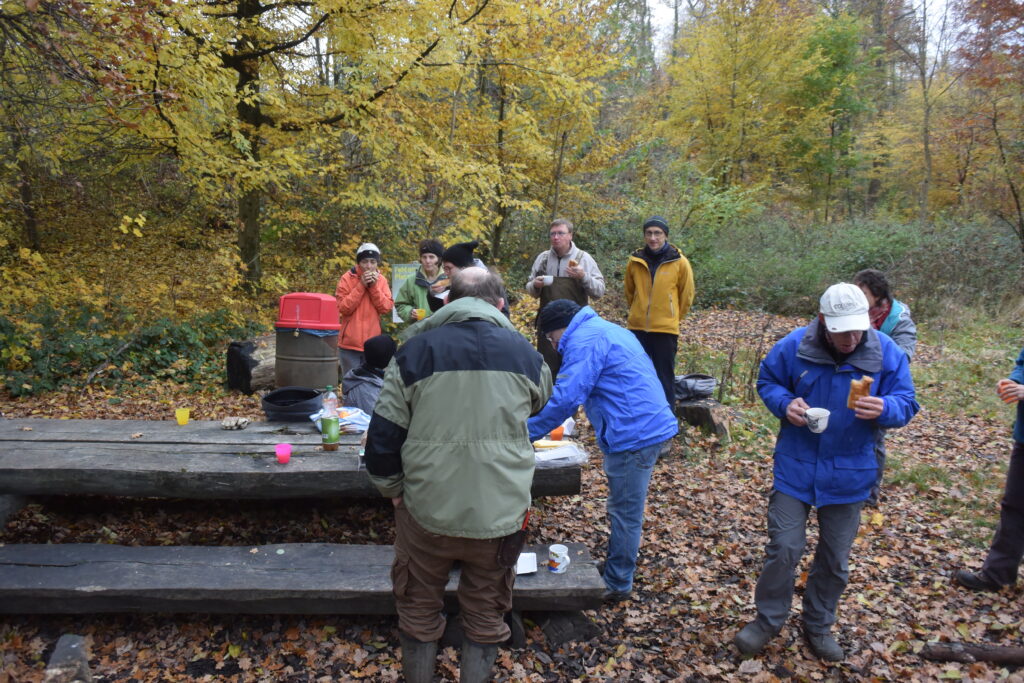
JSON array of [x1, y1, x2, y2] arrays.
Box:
[[16, 157, 41, 251], [234, 0, 264, 290], [549, 130, 568, 222], [491, 84, 508, 260]]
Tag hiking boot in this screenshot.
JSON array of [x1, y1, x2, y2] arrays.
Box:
[[603, 589, 632, 603], [399, 632, 438, 683], [953, 569, 1002, 592], [803, 629, 844, 662], [459, 639, 497, 683], [733, 621, 775, 656]]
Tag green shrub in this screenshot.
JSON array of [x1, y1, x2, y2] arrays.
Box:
[[0, 302, 262, 396]]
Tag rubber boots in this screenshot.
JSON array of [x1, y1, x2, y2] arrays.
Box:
[[399, 631, 438, 683], [459, 639, 498, 683]]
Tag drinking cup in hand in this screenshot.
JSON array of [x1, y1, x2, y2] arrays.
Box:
[[541, 275, 554, 286], [804, 407, 830, 433]]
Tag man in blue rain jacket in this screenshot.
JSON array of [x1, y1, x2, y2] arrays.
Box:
[[734, 283, 919, 662], [527, 300, 678, 603]]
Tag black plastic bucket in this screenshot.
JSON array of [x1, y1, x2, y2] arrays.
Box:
[[261, 386, 323, 422]]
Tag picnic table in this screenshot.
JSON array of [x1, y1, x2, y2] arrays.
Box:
[[0, 418, 602, 615], [0, 418, 581, 499]]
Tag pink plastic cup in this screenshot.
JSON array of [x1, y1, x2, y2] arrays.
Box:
[[275, 443, 292, 464]]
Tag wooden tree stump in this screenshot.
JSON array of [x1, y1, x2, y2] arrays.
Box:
[[226, 334, 275, 394], [676, 398, 731, 441]]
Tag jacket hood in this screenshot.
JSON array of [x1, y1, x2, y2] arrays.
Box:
[[797, 317, 882, 373], [561, 305, 599, 345]]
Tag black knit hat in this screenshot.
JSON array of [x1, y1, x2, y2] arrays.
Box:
[[442, 240, 479, 269], [538, 299, 582, 335], [363, 334, 397, 370], [418, 239, 444, 259], [356, 242, 381, 263], [642, 216, 669, 235]]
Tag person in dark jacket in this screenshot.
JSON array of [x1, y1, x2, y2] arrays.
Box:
[[953, 347, 1024, 592], [527, 299, 678, 603], [341, 334, 397, 414], [734, 283, 918, 662], [365, 267, 551, 683], [421, 240, 510, 319]]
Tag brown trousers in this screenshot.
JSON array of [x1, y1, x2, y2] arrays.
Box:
[[392, 503, 514, 643]]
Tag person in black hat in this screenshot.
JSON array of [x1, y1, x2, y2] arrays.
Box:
[[528, 299, 678, 604], [342, 334, 398, 414], [395, 239, 448, 325], [430, 240, 509, 317], [624, 216, 695, 407]]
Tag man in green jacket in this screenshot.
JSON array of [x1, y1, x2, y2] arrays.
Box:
[[365, 266, 552, 683]]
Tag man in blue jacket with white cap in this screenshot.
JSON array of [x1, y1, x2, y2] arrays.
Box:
[[734, 283, 918, 662], [527, 299, 678, 603]]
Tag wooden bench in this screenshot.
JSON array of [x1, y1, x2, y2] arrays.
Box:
[[0, 542, 604, 614], [0, 418, 581, 500]]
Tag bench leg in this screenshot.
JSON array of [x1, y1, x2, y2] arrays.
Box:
[[0, 495, 26, 528], [45, 634, 92, 683]]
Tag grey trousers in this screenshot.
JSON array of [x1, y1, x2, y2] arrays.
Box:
[[753, 490, 863, 634]]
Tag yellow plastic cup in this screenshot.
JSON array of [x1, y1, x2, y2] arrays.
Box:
[[175, 408, 190, 426], [415, 308, 426, 320]]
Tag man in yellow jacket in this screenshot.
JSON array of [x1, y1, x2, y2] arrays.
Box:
[[624, 216, 695, 407]]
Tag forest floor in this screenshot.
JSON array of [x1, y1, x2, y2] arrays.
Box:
[[1, 303, 1022, 682]]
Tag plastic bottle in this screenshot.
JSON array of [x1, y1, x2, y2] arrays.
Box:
[[322, 385, 340, 451]]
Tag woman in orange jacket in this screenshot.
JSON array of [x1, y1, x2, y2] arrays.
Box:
[[336, 243, 394, 378], [624, 216, 695, 407]]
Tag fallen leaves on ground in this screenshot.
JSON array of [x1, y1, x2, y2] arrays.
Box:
[[1, 307, 1021, 682]]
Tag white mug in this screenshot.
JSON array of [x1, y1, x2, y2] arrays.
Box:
[[805, 407, 830, 433], [541, 275, 554, 286]]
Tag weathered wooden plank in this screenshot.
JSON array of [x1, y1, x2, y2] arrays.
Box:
[[0, 542, 603, 614], [0, 418, 356, 445], [0, 418, 581, 498], [0, 445, 579, 498]]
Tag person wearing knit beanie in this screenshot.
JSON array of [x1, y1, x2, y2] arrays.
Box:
[[335, 240, 394, 378], [419, 239, 444, 260], [363, 334, 397, 370], [642, 216, 670, 235], [395, 240, 448, 324], [538, 299, 581, 340], [356, 242, 382, 264], [624, 215, 695, 407], [527, 300, 678, 604], [442, 240, 479, 271]]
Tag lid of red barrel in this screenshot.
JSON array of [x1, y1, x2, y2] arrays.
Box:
[[276, 293, 341, 331]]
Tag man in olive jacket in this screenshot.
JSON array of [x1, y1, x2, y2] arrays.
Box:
[[365, 267, 552, 683]]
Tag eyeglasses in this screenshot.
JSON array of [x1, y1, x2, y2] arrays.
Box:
[[549, 231, 569, 237]]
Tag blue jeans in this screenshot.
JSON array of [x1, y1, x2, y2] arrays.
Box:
[[602, 440, 665, 593]]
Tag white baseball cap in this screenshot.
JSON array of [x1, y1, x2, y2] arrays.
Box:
[[819, 283, 870, 333]]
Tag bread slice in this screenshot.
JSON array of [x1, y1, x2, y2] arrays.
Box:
[[847, 376, 874, 409]]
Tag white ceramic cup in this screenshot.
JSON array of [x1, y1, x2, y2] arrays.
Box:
[[541, 275, 554, 286], [547, 544, 570, 573], [805, 407, 830, 433]]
